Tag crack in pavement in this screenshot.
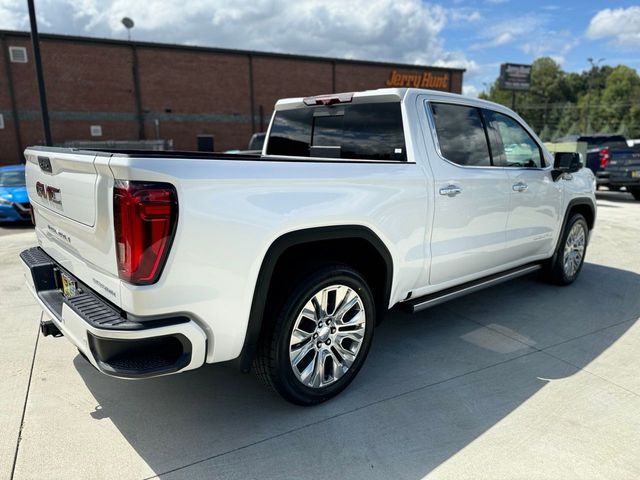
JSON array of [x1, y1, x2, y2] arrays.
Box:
[[10, 313, 42, 480]]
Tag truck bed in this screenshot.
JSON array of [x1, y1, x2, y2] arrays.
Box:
[[26, 146, 400, 164]]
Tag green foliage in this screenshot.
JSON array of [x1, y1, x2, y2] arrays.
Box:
[[480, 58, 640, 141]]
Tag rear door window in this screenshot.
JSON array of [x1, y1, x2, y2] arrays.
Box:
[[267, 102, 406, 161], [429, 103, 491, 167]]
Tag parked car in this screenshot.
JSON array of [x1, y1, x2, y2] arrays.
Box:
[[248, 132, 266, 152], [226, 132, 267, 155], [21, 88, 596, 404], [600, 145, 640, 200], [555, 134, 632, 191], [0, 164, 31, 222]]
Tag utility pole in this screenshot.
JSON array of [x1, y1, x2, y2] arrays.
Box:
[[27, 0, 52, 145], [586, 57, 605, 134]]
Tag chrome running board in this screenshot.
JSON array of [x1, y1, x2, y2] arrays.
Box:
[[404, 263, 542, 313]]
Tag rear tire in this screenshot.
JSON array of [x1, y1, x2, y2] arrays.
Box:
[[254, 265, 375, 405], [630, 187, 640, 201], [542, 213, 589, 285]]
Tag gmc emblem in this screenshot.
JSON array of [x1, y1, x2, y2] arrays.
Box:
[[36, 182, 62, 205], [38, 156, 52, 173]]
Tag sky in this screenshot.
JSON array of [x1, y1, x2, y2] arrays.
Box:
[[1, 0, 639, 97]]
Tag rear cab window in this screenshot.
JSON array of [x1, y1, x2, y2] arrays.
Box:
[[429, 102, 491, 167], [266, 102, 407, 161]]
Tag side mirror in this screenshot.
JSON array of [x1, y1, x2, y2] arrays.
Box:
[[552, 152, 582, 181]]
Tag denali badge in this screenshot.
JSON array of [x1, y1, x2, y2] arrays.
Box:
[[36, 182, 62, 205]]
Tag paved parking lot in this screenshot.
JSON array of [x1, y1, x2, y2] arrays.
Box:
[[2, 190, 640, 480]]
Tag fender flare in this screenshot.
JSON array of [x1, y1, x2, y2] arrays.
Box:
[[551, 197, 596, 265], [238, 225, 393, 372]]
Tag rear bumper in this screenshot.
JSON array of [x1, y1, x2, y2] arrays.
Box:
[[600, 170, 640, 187], [595, 171, 610, 185], [20, 247, 207, 379], [608, 179, 640, 188]]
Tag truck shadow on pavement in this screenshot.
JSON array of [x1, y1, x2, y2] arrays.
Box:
[[75, 262, 640, 479]]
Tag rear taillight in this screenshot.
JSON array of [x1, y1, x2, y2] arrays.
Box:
[[599, 148, 609, 169], [113, 180, 178, 285]]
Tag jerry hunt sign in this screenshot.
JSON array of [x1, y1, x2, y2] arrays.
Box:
[[385, 70, 450, 90]]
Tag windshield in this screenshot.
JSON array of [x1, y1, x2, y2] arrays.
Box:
[[0, 170, 26, 187]]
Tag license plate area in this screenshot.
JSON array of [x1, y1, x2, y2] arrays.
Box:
[[59, 270, 80, 298]]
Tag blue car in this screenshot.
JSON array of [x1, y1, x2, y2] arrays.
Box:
[[0, 164, 31, 223]]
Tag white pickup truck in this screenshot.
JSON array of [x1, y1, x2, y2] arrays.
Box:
[[21, 88, 596, 405]]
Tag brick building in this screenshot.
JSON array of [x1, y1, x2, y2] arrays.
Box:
[[0, 30, 464, 165]]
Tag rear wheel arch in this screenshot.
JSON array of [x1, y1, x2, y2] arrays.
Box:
[[239, 225, 393, 372]]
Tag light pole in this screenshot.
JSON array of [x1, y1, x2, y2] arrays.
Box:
[[121, 17, 145, 140], [122, 17, 134, 41], [27, 0, 52, 146], [586, 57, 605, 134]]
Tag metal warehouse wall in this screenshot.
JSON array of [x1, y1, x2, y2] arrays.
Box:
[[0, 31, 464, 165]]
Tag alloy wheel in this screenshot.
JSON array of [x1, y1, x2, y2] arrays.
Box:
[[288, 284, 366, 388], [563, 222, 586, 278]]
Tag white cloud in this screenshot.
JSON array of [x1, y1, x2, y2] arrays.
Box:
[[0, 0, 28, 29], [586, 7, 640, 46], [462, 84, 479, 97], [521, 30, 579, 62], [485, 32, 514, 48], [0, 0, 478, 71], [447, 8, 482, 23], [471, 14, 544, 50]]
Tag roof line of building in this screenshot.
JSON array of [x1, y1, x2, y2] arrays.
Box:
[[0, 29, 466, 73]]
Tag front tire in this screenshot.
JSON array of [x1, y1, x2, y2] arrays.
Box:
[[630, 187, 640, 201], [543, 213, 589, 285], [254, 265, 375, 405]]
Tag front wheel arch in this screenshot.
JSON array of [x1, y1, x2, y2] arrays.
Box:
[[552, 199, 595, 260]]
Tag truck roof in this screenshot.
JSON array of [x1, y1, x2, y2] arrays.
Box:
[[274, 88, 513, 115]]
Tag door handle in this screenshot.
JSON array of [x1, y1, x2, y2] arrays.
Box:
[[512, 182, 528, 192], [439, 185, 462, 197]]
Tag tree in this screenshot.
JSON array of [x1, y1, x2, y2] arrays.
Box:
[[601, 66, 640, 134], [479, 58, 640, 140]]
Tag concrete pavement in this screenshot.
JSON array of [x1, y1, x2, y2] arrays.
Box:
[[1, 190, 639, 480]]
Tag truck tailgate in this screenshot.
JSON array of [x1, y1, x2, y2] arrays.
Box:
[[26, 149, 100, 226], [608, 148, 640, 182], [24, 147, 122, 305]]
